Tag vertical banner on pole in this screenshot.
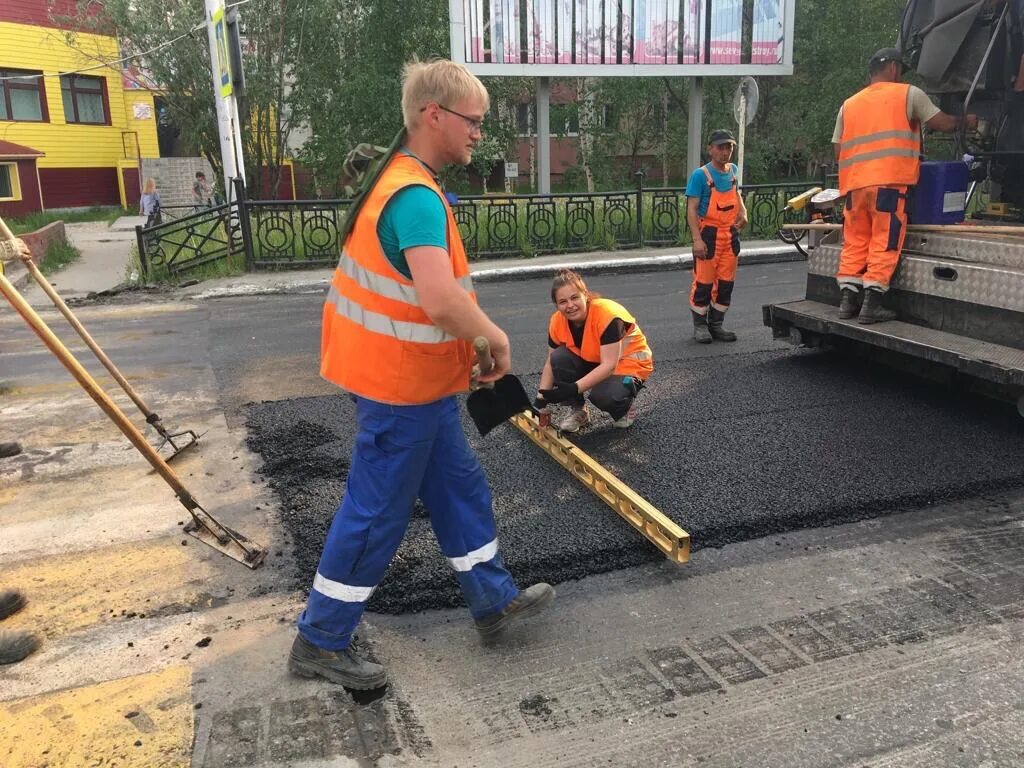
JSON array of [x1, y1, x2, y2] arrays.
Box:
[[559, 0, 573, 62], [752, 0, 782, 64], [682, 0, 704, 63], [710, 0, 742, 63]]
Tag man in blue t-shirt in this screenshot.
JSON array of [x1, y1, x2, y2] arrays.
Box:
[[684, 129, 748, 343], [376, 155, 449, 277]]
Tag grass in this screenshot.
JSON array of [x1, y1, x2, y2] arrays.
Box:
[[37, 239, 80, 276], [7, 206, 122, 235]]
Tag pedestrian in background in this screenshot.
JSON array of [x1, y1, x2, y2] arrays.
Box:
[[685, 129, 748, 344], [139, 178, 162, 228], [192, 171, 212, 210]]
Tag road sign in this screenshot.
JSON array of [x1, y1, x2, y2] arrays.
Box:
[[212, 6, 233, 98], [504, 162, 519, 178]]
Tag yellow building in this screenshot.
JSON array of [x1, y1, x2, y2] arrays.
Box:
[[0, 0, 160, 217]]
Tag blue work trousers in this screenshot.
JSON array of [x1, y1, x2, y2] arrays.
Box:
[[297, 395, 519, 650]]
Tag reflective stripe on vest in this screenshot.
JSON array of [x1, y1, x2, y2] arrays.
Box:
[[838, 82, 920, 194], [320, 153, 475, 404], [325, 284, 456, 344], [548, 297, 654, 378], [339, 253, 474, 306]]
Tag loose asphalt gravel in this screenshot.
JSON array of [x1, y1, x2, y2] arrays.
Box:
[[238, 267, 1024, 615]]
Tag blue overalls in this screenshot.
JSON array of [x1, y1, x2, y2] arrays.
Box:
[[297, 395, 519, 649]]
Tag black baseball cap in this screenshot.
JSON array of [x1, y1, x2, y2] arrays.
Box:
[[869, 47, 904, 71], [708, 129, 736, 146]]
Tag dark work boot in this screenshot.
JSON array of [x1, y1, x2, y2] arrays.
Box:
[[707, 307, 737, 342], [0, 442, 22, 459], [287, 633, 388, 689], [692, 310, 712, 344], [0, 590, 26, 621], [475, 583, 555, 640], [0, 630, 39, 665], [857, 288, 897, 324], [838, 288, 862, 320]]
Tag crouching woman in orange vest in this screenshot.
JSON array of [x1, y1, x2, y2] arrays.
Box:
[[536, 269, 654, 433]]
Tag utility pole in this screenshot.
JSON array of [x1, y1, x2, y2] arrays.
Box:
[[205, 0, 246, 200]]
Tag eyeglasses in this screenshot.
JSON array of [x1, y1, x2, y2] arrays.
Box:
[[421, 104, 485, 134]]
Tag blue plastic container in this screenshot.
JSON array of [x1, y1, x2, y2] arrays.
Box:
[[910, 160, 969, 225]]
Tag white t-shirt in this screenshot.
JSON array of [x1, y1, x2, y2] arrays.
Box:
[[832, 85, 941, 143]]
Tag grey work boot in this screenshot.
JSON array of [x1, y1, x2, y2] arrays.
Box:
[[287, 633, 387, 689], [838, 288, 862, 320], [0, 589, 26, 621], [692, 310, 712, 344], [707, 307, 737, 342], [475, 583, 555, 640], [0, 630, 39, 665], [857, 288, 897, 324], [0, 442, 22, 459]]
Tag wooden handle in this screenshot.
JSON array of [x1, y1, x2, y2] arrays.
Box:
[[473, 336, 494, 375], [0, 214, 15, 243]]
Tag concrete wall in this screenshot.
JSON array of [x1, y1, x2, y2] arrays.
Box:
[[140, 158, 215, 208]]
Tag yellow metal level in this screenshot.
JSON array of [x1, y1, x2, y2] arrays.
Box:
[[510, 411, 690, 564]]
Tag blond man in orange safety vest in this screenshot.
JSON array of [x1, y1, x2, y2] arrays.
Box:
[[289, 60, 554, 690], [833, 47, 976, 323]]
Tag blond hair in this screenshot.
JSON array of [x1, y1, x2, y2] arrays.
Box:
[[401, 58, 489, 131], [143, 178, 157, 194]]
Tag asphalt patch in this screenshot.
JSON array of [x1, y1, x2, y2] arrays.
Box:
[[245, 348, 1024, 615]]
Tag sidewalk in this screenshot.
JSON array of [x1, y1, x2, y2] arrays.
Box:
[[12, 219, 801, 305], [179, 238, 802, 300], [18, 220, 139, 303]]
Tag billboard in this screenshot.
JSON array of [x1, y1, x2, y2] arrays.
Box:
[[451, 0, 794, 75]]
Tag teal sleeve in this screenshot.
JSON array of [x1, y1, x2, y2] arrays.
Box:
[[377, 185, 448, 279], [684, 167, 710, 218]]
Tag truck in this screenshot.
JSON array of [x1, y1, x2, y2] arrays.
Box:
[[763, 0, 1024, 417]]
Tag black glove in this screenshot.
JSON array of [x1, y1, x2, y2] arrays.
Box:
[[532, 396, 548, 411], [539, 381, 579, 404]]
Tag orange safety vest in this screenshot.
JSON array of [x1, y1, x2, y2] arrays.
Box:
[[838, 82, 920, 194], [320, 152, 474, 405], [699, 163, 740, 230], [548, 298, 654, 379]]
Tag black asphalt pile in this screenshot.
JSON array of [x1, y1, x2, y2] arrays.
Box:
[[246, 348, 1024, 615]]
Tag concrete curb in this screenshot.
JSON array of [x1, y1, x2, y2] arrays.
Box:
[[186, 244, 803, 300], [470, 244, 802, 282], [3, 258, 32, 293]]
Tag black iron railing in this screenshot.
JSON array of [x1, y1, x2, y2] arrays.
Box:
[[137, 175, 824, 278]]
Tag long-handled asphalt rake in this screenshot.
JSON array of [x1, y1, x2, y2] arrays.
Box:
[[0, 217, 200, 461], [0, 227, 266, 568]]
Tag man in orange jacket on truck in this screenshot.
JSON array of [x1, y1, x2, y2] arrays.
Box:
[[287, 59, 554, 691], [833, 47, 976, 323]]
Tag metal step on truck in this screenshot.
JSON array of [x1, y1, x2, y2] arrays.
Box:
[[764, 225, 1024, 416], [764, 0, 1024, 418]]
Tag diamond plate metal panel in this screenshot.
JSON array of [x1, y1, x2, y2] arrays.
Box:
[[893, 257, 1024, 312], [808, 244, 1024, 312], [902, 233, 1024, 268]]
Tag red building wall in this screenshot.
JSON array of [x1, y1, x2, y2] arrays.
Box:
[[0, 159, 43, 217], [0, 0, 105, 30], [38, 168, 120, 208], [121, 167, 141, 209]]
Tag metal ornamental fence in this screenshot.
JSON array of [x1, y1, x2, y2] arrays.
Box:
[[136, 175, 820, 278]]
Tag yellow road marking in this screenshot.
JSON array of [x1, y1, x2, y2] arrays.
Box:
[[3, 538, 218, 638], [0, 666, 192, 768]]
